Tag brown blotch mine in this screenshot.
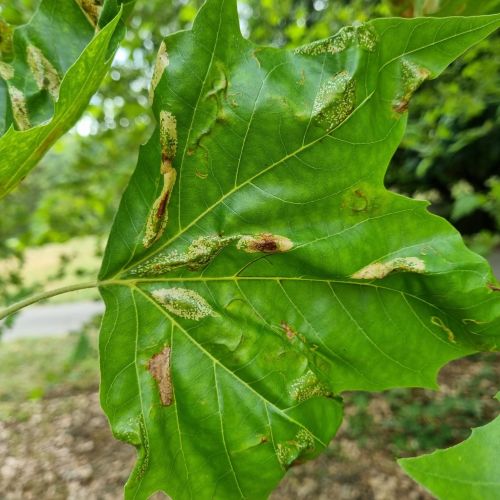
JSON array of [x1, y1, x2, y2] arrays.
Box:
[[487, 283, 500, 292], [75, 0, 103, 27], [155, 190, 169, 220], [147, 346, 173, 406], [237, 233, 293, 254]]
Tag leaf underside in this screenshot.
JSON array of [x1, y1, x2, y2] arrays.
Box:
[[400, 394, 500, 500], [0, 0, 135, 198], [98, 1, 500, 498]]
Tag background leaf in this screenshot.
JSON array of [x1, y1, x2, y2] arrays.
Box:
[[0, 0, 135, 198], [99, 0, 500, 497], [399, 393, 500, 499]]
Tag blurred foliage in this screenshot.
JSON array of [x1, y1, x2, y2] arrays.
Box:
[[344, 353, 500, 456], [0, 324, 99, 416], [0, 0, 498, 301]]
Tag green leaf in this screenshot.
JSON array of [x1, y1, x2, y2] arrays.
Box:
[[399, 393, 500, 499], [0, 0, 135, 198], [98, 1, 500, 497]]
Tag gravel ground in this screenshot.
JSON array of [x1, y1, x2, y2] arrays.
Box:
[[1, 353, 498, 499], [0, 392, 428, 500]]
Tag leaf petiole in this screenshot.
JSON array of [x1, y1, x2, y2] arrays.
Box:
[[0, 281, 101, 320]]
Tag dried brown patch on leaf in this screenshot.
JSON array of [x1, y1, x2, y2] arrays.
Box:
[[237, 233, 293, 254], [351, 257, 425, 280], [487, 283, 500, 292], [148, 346, 173, 406], [26, 44, 61, 100]]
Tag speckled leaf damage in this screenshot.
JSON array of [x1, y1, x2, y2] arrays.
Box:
[[98, 1, 500, 498]]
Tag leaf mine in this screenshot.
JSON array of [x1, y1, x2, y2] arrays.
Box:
[[295, 23, 378, 56], [130, 235, 236, 276], [75, 0, 103, 27], [431, 316, 456, 343], [149, 41, 169, 104], [393, 59, 431, 113], [0, 62, 14, 81], [159, 110, 177, 167], [289, 369, 332, 403], [312, 70, 356, 129], [276, 429, 315, 469], [26, 44, 61, 100], [351, 257, 426, 280], [143, 111, 178, 248], [236, 233, 293, 253], [147, 346, 173, 406], [7, 85, 30, 130], [151, 287, 217, 321]]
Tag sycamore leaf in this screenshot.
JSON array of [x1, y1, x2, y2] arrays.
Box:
[[0, 0, 135, 198], [399, 393, 500, 499], [98, 1, 500, 497]]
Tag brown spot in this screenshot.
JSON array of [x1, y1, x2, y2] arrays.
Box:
[[155, 191, 170, 220], [281, 321, 297, 341], [260, 436, 269, 444], [143, 166, 177, 248], [148, 346, 173, 406], [393, 59, 430, 114], [393, 100, 409, 114], [237, 233, 293, 254], [488, 283, 500, 292]]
